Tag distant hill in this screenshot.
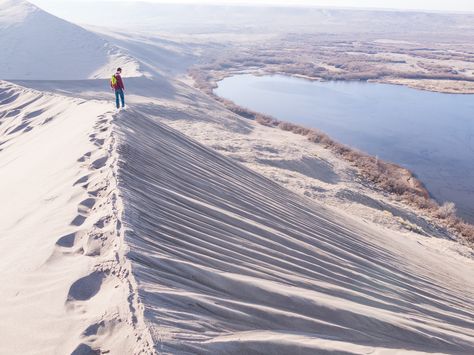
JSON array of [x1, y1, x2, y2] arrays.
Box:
[[25, 1, 474, 38], [0, 0, 141, 80]]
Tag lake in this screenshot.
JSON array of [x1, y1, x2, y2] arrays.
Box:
[[215, 74, 474, 223]]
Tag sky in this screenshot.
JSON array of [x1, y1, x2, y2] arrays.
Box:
[[29, 0, 474, 13]]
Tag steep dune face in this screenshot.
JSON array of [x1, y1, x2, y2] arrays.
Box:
[[0, 0, 140, 80], [90, 28, 199, 77], [116, 109, 474, 354], [0, 82, 152, 354]]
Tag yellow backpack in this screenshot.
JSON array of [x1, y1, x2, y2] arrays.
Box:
[[110, 75, 117, 87]]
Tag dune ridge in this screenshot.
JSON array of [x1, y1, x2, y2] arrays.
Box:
[[0, 81, 152, 354]]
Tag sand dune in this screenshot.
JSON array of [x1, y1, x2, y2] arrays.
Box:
[[0, 0, 140, 80], [2, 72, 474, 353], [115, 107, 474, 354], [2, 1, 474, 353], [2, 71, 474, 353], [0, 71, 474, 354]]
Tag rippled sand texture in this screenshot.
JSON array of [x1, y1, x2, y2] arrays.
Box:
[[117, 109, 474, 354]]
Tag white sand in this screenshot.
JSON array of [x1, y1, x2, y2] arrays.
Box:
[[2, 73, 473, 354], [1, 1, 474, 354], [0, 82, 152, 354], [0, 0, 141, 80], [115, 101, 474, 354]]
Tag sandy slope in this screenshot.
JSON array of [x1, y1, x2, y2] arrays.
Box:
[[0, 0, 140, 80], [7, 70, 474, 353], [0, 81, 152, 354], [115, 107, 474, 354], [89, 27, 199, 77], [1, 3, 474, 351]]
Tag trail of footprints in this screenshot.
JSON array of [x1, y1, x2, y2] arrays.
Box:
[[52, 113, 151, 354]]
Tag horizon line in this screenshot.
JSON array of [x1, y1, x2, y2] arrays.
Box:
[[30, 0, 474, 15]]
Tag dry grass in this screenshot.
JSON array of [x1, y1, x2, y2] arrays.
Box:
[[437, 202, 457, 219], [457, 222, 474, 242], [191, 35, 474, 96], [268, 120, 429, 199]]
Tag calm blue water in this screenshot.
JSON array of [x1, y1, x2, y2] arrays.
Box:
[[215, 74, 474, 223]]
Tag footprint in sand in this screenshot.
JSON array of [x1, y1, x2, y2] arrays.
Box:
[[92, 138, 105, 147], [67, 271, 105, 302], [55, 230, 87, 251], [87, 186, 108, 198], [88, 132, 107, 147], [70, 214, 87, 227], [56, 233, 76, 248], [94, 216, 112, 229], [96, 118, 109, 126], [77, 152, 92, 163], [78, 198, 97, 215], [71, 343, 100, 355], [83, 231, 113, 257], [90, 156, 108, 170], [82, 321, 105, 337], [73, 175, 89, 186]]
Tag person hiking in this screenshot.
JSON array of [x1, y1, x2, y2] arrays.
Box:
[[110, 67, 125, 110]]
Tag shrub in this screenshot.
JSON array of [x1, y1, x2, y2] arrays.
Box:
[[437, 202, 457, 219], [456, 222, 474, 242]]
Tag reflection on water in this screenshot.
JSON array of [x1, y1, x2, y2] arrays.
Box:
[[215, 74, 474, 223]]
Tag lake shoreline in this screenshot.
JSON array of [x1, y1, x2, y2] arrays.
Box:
[[190, 69, 474, 245], [195, 66, 474, 96]]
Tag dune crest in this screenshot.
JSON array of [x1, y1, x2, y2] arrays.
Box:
[[0, 82, 152, 354]]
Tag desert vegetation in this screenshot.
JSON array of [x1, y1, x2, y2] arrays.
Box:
[[192, 34, 474, 94], [190, 65, 474, 244]]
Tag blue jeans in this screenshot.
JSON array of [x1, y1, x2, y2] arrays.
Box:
[[115, 89, 125, 108]]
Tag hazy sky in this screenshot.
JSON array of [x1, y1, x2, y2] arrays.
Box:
[[30, 0, 474, 13]]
